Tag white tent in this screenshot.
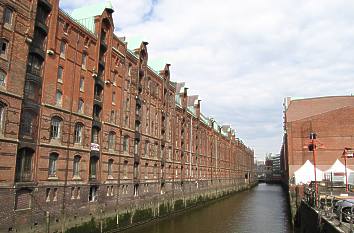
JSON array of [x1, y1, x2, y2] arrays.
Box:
[[294, 160, 324, 185], [325, 159, 354, 184]]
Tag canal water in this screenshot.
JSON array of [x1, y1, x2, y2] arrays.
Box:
[[125, 183, 293, 233]]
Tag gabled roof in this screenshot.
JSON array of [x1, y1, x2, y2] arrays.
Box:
[[286, 96, 354, 122]]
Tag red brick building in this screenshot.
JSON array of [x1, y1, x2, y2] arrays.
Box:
[[282, 96, 354, 184], [0, 1, 254, 232]]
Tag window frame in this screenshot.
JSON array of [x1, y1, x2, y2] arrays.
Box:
[[48, 153, 58, 177], [50, 117, 62, 140], [0, 70, 6, 87], [3, 7, 13, 27], [74, 123, 83, 144]]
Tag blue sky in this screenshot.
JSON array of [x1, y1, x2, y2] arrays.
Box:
[[60, 0, 354, 160]]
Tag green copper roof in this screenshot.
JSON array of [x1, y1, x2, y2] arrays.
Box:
[[70, 1, 114, 34], [200, 113, 210, 126], [187, 106, 196, 116], [126, 36, 144, 51], [148, 58, 165, 72]]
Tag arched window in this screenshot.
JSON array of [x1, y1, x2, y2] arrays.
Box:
[[123, 135, 129, 152], [0, 70, 6, 87], [73, 155, 81, 177], [108, 131, 115, 150], [108, 159, 113, 178], [50, 116, 62, 140], [48, 153, 58, 177], [15, 148, 34, 182], [56, 90, 62, 106], [0, 102, 5, 134], [78, 98, 84, 113], [74, 123, 83, 144]]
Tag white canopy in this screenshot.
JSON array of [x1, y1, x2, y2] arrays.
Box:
[[294, 160, 324, 185], [325, 159, 354, 183]]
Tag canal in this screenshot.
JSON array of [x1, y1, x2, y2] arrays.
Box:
[[125, 183, 293, 233]]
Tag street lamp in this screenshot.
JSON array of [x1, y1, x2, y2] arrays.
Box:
[[342, 148, 354, 192], [304, 132, 324, 207]]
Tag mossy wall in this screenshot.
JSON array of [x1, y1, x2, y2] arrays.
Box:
[[64, 183, 255, 233]]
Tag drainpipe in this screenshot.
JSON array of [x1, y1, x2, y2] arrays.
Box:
[[61, 29, 80, 232]]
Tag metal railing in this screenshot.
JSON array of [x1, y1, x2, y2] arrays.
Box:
[[303, 187, 354, 233]]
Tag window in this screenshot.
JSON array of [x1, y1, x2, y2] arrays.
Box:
[[153, 164, 157, 178], [128, 64, 132, 76], [63, 23, 69, 34], [110, 110, 116, 124], [81, 53, 87, 69], [25, 81, 37, 100], [78, 98, 84, 113], [56, 90, 62, 106], [27, 54, 42, 76], [123, 135, 129, 152], [123, 160, 128, 178], [57, 66, 63, 82], [4, 7, 13, 26], [144, 141, 149, 157], [71, 187, 75, 199], [48, 153, 58, 177], [112, 91, 116, 104], [0, 39, 8, 58], [21, 111, 35, 137], [60, 41, 66, 58], [108, 132, 115, 150], [50, 117, 62, 140], [53, 188, 58, 201], [73, 155, 81, 178], [91, 127, 99, 143], [0, 103, 4, 134], [15, 148, 34, 182], [0, 70, 6, 87], [74, 123, 83, 144], [108, 159, 113, 178], [89, 157, 98, 179], [79, 77, 84, 91], [89, 186, 98, 202], [77, 187, 81, 199], [46, 188, 51, 202]]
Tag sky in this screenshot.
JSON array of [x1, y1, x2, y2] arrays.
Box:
[[60, 0, 354, 160]]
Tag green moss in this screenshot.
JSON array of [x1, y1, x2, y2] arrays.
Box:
[[65, 217, 99, 233], [174, 199, 184, 211], [132, 208, 153, 223], [102, 216, 117, 232], [159, 203, 170, 216], [118, 212, 131, 228], [186, 199, 196, 207]]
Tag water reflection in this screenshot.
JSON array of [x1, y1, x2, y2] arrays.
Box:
[[125, 183, 293, 233]]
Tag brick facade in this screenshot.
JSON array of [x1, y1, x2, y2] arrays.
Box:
[[0, 1, 254, 232], [282, 96, 354, 183]]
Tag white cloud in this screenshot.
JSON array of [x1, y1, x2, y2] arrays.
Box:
[[61, 0, 354, 158]]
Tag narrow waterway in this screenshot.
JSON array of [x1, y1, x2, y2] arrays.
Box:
[[125, 183, 293, 233]]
